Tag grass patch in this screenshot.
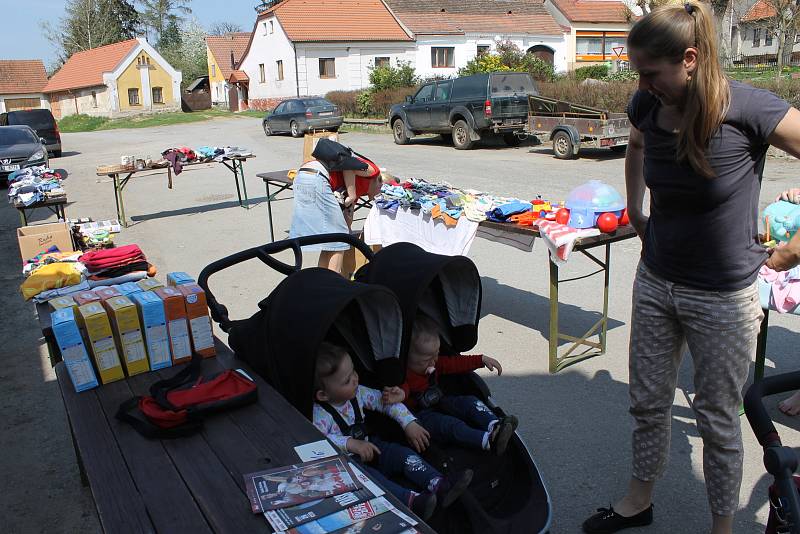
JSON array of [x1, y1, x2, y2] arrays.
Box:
[[236, 109, 266, 118], [726, 66, 800, 82], [58, 109, 263, 133]]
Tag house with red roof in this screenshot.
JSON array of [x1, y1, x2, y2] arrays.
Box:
[[44, 38, 182, 119], [0, 60, 49, 113], [731, 0, 800, 60], [206, 32, 251, 106], [543, 0, 632, 69]]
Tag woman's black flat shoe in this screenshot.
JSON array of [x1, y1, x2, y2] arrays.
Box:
[[582, 504, 653, 533]]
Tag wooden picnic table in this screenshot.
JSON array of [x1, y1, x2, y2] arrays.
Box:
[[477, 221, 639, 373], [96, 156, 255, 228], [51, 337, 435, 534]]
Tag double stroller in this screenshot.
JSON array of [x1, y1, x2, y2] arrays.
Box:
[[198, 234, 552, 533]]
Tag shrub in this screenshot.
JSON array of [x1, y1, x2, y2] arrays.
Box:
[[458, 40, 555, 82], [325, 90, 363, 117], [574, 64, 610, 81], [368, 60, 418, 91], [749, 79, 800, 108], [538, 78, 637, 112], [369, 86, 418, 117], [603, 69, 639, 82]]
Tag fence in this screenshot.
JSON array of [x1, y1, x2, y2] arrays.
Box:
[[723, 52, 800, 71]]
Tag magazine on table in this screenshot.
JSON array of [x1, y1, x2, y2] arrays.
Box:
[[264, 464, 385, 532], [328, 507, 420, 534], [286, 497, 395, 534], [244, 457, 359, 513]]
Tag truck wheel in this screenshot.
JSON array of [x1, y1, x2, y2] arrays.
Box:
[[503, 133, 522, 147], [393, 119, 410, 145], [553, 131, 576, 159], [452, 120, 474, 150]]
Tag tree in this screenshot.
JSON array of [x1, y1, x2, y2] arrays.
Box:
[[208, 21, 243, 35], [158, 15, 181, 49], [156, 17, 207, 87], [138, 0, 192, 43], [44, 0, 140, 63], [761, 0, 800, 78], [458, 41, 555, 81]]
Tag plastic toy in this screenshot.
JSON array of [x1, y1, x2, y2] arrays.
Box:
[[596, 212, 619, 233], [619, 208, 630, 226], [565, 180, 625, 229], [764, 200, 800, 243], [555, 208, 570, 225], [530, 199, 553, 218]]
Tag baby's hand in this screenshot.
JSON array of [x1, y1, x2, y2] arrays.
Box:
[[347, 439, 381, 462], [404, 421, 430, 453], [482, 355, 503, 375], [382, 386, 405, 404]]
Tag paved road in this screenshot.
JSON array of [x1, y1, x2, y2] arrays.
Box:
[[2, 116, 799, 533]]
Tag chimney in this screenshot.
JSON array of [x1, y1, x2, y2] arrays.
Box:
[[230, 51, 236, 69]]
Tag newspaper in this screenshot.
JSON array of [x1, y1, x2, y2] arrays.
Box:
[[244, 457, 359, 514]]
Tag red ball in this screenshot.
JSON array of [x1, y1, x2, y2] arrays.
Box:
[[619, 208, 630, 226], [555, 208, 570, 225], [596, 212, 619, 233]]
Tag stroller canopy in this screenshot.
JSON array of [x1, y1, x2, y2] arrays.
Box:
[[246, 267, 404, 419], [355, 242, 482, 367]]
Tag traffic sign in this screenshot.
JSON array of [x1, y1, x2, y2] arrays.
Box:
[[612, 46, 625, 58]]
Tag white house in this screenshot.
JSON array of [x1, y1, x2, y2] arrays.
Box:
[[543, 0, 632, 70], [384, 0, 568, 74], [0, 60, 49, 113], [731, 0, 800, 59], [234, 0, 415, 109]]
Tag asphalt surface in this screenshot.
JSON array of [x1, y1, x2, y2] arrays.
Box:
[[2, 116, 799, 533]]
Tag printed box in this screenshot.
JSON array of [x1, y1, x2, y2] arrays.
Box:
[[48, 295, 77, 313], [137, 278, 164, 292], [104, 296, 150, 377], [51, 308, 99, 392], [167, 272, 195, 286], [116, 282, 143, 297], [131, 292, 172, 371], [155, 287, 193, 364], [178, 284, 216, 358], [76, 302, 125, 384], [17, 222, 75, 263], [95, 287, 122, 301], [73, 291, 101, 307]]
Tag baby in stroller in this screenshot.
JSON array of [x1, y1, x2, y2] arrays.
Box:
[[382, 313, 518, 455], [312, 341, 473, 520]]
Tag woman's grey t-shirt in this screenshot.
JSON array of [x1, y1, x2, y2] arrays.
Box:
[[628, 80, 790, 291]]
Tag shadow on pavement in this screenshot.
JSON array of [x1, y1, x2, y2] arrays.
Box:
[[129, 195, 270, 223]]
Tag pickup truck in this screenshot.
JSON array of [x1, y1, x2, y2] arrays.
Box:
[[389, 72, 536, 150]]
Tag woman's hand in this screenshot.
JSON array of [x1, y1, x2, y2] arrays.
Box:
[[776, 188, 800, 204]]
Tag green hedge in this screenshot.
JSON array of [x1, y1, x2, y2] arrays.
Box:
[[574, 64, 610, 81], [325, 87, 417, 118]]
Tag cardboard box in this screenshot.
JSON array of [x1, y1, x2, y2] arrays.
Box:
[[51, 308, 99, 392], [73, 291, 101, 307], [116, 282, 143, 297], [95, 287, 122, 301], [48, 295, 77, 313], [154, 287, 193, 364], [131, 292, 172, 371], [104, 296, 150, 376], [302, 131, 339, 162], [167, 272, 195, 286], [76, 302, 125, 384], [137, 278, 164, 292], [178, 284, 216, 358], [17, 222, 75, 263]]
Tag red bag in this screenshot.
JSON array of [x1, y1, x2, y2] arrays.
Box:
[[117, 356, 257, 438]]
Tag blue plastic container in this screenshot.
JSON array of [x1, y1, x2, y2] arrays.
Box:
[[565, 180, 625, 228]]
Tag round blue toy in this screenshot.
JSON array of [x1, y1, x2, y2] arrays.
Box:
[[565, 180, 625, 229], [764, 200, 800, 242]]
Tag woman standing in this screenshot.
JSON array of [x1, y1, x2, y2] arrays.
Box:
[[289, 139, 381, 274], [583, 2, 800, 533]]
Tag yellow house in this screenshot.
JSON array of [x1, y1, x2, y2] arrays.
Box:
[[44, 38, 182, 119], [205, 33, 251, 106]]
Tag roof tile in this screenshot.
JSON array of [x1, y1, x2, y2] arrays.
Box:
[[741, 0, 776, 22], [0, 60, 48, 94], [550, 0, 630, 23], [44, 39, 139, 93], [206, 33, 252, 79]]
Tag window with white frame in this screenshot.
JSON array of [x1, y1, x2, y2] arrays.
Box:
[[91, 90, 97, 108], [152, 87, 164, 104], [477, 45, 490, 56], [259, 63, 266, 83], [211, 64, 216, 77], [269, 20, 274, 33], [319, 58, 335, 78], [375, 56, 390, 68], [431, 47, 454, 68], [276, 60, 284, 81], [753, 27, 761, 47], [765, 31, 773, 46], [128, 88, 140, 105]]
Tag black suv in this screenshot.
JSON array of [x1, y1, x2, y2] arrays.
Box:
[[389, 72, 537, 150], [0, 109, 62, 157]]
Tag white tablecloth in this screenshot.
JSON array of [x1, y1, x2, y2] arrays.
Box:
[[363, 206, 479, 256]]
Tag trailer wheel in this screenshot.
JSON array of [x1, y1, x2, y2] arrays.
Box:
[[553, 131, 576, 159]]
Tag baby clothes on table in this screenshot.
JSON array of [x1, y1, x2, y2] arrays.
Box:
[[759, 264, 800, 313]]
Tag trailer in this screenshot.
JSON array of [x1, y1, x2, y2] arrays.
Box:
[[526, 95, 630, 159]]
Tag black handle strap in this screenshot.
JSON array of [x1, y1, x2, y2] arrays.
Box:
[[115, 397, 204, 439], [150, 352, 204, 412], [317, 398, 363, 436]]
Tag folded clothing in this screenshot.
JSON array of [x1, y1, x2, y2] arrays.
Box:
[[81, 244, 146, 272], [88, 261, 150, 280], [20, 262, 85, 300]]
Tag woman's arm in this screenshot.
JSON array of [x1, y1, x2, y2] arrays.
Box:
[[768, 107, 800, 159], [625, 126, 648, 238]]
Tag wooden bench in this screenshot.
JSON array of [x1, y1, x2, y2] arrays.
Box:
[[54, 339, 435, 533]]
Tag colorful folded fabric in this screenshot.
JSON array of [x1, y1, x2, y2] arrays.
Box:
[[80, 244, 146, 272]]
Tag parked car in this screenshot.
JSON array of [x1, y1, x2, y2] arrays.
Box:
[[0, 126, 49, 184], [0, 109, 62, 157], [262, 98, 342, 138], [389, 72, 537, 150]]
